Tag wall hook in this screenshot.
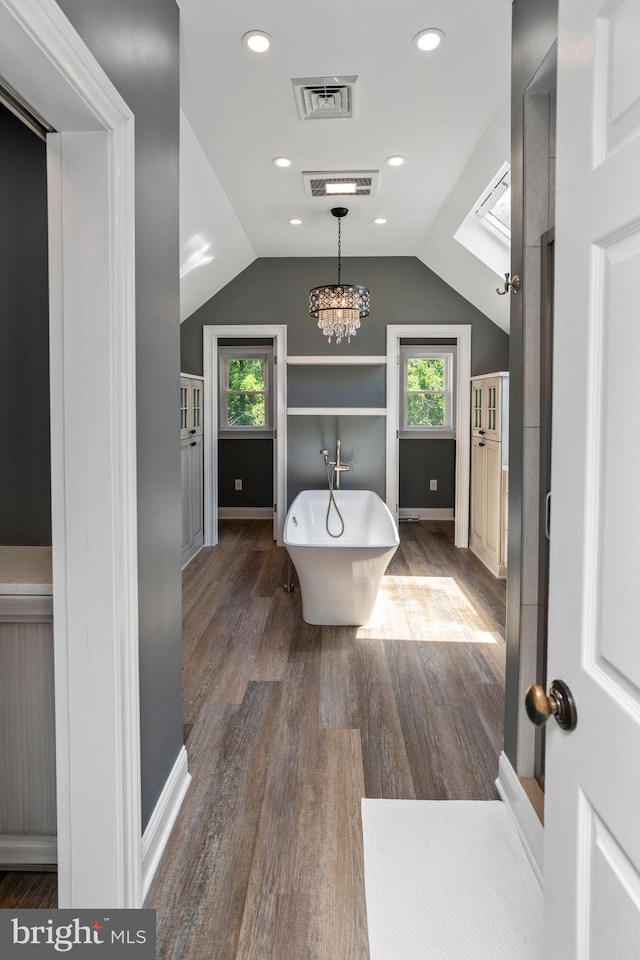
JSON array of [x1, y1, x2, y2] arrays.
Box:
[[496, 272, 520, 295]]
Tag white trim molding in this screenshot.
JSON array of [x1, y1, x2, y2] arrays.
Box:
[[203, 325, 288, 546], [181, 540, 204, 570], [218, 507, 274, 519], [398, 508, 455, 520], [0, 835, 57, 868], [141, 747, 191, 901], [286, 355, 387, 365], [386, 325, 471, 549], [496, 751, 544, 889], [0, 0, 141, 908]]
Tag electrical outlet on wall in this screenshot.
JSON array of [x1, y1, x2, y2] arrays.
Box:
[[235, 479, 243, 491], [430, 479, 438, 491]]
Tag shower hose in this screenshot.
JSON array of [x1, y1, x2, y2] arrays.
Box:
[[324, 460, 345, 538]]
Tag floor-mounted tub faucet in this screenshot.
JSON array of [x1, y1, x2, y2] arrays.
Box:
[[320, 438, 353, 489]]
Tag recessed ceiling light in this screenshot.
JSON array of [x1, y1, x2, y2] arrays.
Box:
[[273, 156, 292, 168], [373, 217, 387, 225], [385, 156, 406, 167], [289, 218, 302, 225], [413, 28, 445, 52], [326, 182, 357, 194], [243, 31, 272, 53]]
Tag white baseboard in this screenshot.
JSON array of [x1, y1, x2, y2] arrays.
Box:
[[0, 834, 57, 867], [469, 538, 507, 579], [496, 751, 543, 889], [398, 508, 454, 520], [182, 540, 204, 570], [141, 746, 191, 900], [218, 507, 273, 519]]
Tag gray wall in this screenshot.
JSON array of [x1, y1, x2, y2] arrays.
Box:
[[0, 104, 51, 545], [181, 257, 509, 503], [57, 0, 183, 829], [399, 440, 456, 509], [506, 0, 558, 768], [218, 440, 273, 507]]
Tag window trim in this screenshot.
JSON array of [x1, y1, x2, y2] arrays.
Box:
[[218, 346, 273, 435], [400, 346, 457, 438], [474, 167, 511, 247]]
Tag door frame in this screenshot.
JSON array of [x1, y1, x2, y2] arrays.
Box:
[[0, 0, 141, 907], [386, 324, 472, 548], [203, 325, 288, 545]]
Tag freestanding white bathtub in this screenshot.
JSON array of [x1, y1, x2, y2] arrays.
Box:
[[284, 489, 399, 625]]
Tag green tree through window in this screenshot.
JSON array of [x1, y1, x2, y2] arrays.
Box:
[[406, 357, 446, 427], [223, 356, 269, 427]]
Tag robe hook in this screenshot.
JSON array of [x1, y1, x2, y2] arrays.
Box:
[[496, 272, 520, 295]]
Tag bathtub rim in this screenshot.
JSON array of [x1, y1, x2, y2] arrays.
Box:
[[283, 488, 399, 549]]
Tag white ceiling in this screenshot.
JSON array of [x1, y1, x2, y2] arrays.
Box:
[[178, 0, 513, 324]]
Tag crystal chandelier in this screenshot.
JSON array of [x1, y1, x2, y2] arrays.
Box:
[[309, 207, 370, 344]]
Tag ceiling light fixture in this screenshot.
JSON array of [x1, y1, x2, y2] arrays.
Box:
[[385, 155, 406, 167], [326, 181, 357, 194], [289, 218, 302, 225], [413, 28, 445, 52], [243, 30, 272, 53], [273, 156, 292, 168], [309, 207, 370, 345], [373, 217, 387, 225]]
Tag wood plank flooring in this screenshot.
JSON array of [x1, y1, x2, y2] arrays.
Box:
[[147, 519, 506, 959], [0, 870, 57, 908]]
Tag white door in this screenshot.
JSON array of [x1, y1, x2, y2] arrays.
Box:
[[544, 0, 640, 952]]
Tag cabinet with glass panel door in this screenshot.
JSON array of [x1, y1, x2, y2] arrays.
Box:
[[470, 372, 509, 578], [180, 374, 204, 567]]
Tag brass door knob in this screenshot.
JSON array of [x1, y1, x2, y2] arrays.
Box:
[[525, 679, 577, 731]]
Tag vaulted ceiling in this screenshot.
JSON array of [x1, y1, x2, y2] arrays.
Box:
[[178, 0, 512, 330]]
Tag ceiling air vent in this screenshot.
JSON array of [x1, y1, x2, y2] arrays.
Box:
[[292, 76, 357, 121], [302, 170, 379, 199]]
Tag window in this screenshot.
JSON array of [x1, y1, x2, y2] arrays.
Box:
[[453, 161, 511, 278], [219, 346, 273, 433], [474, 167, 511, 244], [401, 346, 455, 436]]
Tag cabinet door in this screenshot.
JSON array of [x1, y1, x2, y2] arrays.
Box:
[[180, 377, 191, 441], [190, 382, 203, 437], [181, 438, 191, 552], [470, 436, 486, 544], [471, 381, 485, 437], [187, 436, 203, 544], [483, 377, 501, 441], [482, 439, 502, 562]]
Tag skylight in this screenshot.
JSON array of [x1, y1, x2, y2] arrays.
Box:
[[475, 168, 511, 243], [453, 162, 511, 277]]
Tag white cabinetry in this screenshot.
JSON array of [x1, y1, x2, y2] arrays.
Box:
[[181, 375, 204, 567], [470, 372, 509, 578], [0, 547, 57, 867]]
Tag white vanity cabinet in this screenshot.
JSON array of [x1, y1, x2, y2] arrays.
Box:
[[0, 547, 57, 867], [181, 375, 204, 568], [469, 372, 509, 578]]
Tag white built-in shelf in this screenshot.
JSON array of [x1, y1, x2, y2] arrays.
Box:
[[0, 547, 53, 596], [287, 356, 387, 365], [287, 407, 387, 416]]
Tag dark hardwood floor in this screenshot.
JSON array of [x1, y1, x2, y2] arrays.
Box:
[[0, 870, 57, 908], [147, 519, 506, 959]]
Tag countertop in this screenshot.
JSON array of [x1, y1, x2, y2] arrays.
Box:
[[0, 547, 53, 595]]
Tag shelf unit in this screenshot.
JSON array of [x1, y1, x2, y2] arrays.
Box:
[[287, 355, 387, 365], [286, 356, 387, 418], [287, 407, 387, 416]]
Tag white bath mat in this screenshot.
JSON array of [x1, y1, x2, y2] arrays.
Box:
[[361, 799, 542, 960]]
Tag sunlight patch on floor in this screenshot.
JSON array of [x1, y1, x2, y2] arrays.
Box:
[[356, 575, 500, 643]]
